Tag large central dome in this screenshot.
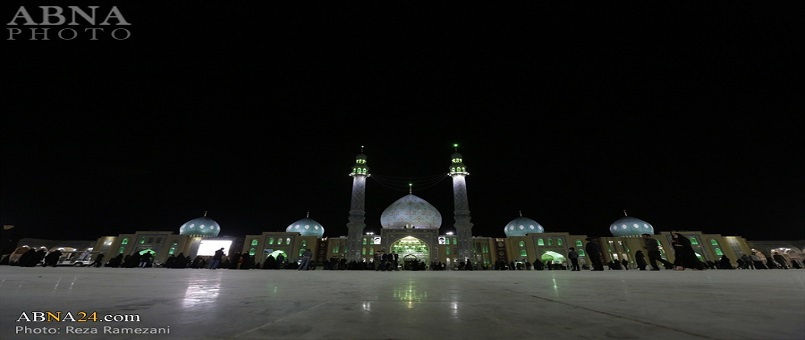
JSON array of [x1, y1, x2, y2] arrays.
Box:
[[609, 212, 655, 237], [380, 194, 442, 229], [504, 214, 544, 237], [286, 214, 325, 238], [179, 213, 221, 237]]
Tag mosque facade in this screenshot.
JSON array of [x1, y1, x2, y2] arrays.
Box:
[[7, 148, 802, 270]]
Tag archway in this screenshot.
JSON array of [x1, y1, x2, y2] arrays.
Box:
[[541, 251, 567, 269], [255, 250, 289, 269], [391, 236, 429, 270]]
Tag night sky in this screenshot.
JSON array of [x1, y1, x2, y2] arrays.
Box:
[[2, 2, 803, 242]]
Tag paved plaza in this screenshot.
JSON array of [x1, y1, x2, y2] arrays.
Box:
[[0, 266, 803, 340]]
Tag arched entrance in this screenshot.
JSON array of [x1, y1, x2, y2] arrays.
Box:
[[541, 251, 567, 269], [266, 250, 288, 267], [391, 236, 429, 270], [138, 248, 156, 256]]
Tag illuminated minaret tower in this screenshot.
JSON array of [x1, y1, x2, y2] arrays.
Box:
[[448, 144, 474, 262], [346, 146, 370, 261]]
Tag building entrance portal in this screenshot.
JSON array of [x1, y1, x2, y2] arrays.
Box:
[[391, 236, 429, 270]]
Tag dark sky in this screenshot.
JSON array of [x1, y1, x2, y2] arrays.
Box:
[[2, 2, 803, 242]]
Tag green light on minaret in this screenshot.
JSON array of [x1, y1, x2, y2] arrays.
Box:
[[453, 143, 459, 151]]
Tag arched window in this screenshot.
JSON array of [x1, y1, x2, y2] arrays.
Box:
[[520, 249, 527, 257], [538, 238, 544, 246], [249, 248, 256, 256], [362, 247, 366, 255], [333, 245, 340, 254], [169, 242, 177, 255], [121, 238, 129, 245], [579, 249, 586, 256], [715, 247, 723, 256], [446, 247, 451, 255], [710, 239, 719, 246], [301, 240, 307, 248], [690, 237, 699, 245], [251, 239, 258, 246], [118, 246, 125, 254], [575, 240, 583, 247], [362, 238, 367, 245], [139, 237, 146, 244], [299, 249, 305, 257], [269, 238, 275, 245], [452, 238, 457, 245], [518, 241, 525, 247], [286, 238, 291, 245], [557, 239, 563, 246], [548, 239, 553, 246]]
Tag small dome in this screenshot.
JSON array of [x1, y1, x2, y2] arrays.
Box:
[[609, 214, 655, 237], [380, 194, 442, 229], [179, 214, 221, 237], [504, 216, 544, 237], [286, 215, 325, 238]]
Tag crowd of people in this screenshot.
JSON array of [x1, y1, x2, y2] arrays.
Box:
[[4, 237, 802, 271]]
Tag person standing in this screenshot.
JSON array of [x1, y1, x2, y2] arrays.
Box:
[[373, 251, 382, 271], [210, 247, 225, 269], [298, 249, 313, 271], [584, 238, 604, 271], [568, 247, 580, 271], [671, 232, 704, 270], [642, 233, 672, 271], [379, 250, 388, 271], [391, 252, 399, 271], [276, 253, 285, 269], [635, 250, 648, 270]]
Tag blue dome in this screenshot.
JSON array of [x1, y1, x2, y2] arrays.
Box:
[[609, 215, 655, 237], [286, 217, 325, 237], [504, 216, 544, 237], [179, 215, 221, 237], [380, 194, 442, 229]]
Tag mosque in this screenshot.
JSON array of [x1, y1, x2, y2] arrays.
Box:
[[7, 147, 803, 270]]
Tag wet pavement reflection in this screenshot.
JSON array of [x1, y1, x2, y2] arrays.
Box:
[[1, 267, 802, 339]]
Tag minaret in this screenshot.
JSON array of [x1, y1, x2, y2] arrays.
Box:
[[448, 144, 474, 262], [346, 147, 370, 261]]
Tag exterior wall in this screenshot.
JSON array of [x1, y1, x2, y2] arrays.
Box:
[[92, 233, 244, 267], [244, 232, 301, 265], [20, 230, 791, 270], [471, 237, 494, 268]]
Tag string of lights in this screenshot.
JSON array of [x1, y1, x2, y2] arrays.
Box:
[[369, 173, 450, 193]]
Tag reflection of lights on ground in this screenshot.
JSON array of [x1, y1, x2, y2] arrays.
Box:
[[182, 276, 222, 309], [362, 302, 371, 311], [450, 302, 459, 318], [552, 278, 558, 295], [393, 281, 428, 309]]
